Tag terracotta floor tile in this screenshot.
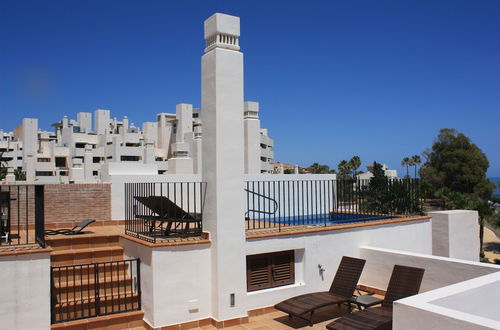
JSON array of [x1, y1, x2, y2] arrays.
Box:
[[224, 325, 247, 330]]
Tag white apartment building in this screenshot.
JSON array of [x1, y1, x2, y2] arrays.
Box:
[[357, 162, 399, 180], [0, 102, 274, 183]]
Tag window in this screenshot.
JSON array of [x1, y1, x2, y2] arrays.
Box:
[[75, 143, 86, 148], [92, 171, 98, 176], [37, 157, 51, 162], [93, 157, 102, 163], [36, 171, 53, 176], [246, 250, 294, 292], [120, 155, 140, 161], [55, 157, 67, 167]]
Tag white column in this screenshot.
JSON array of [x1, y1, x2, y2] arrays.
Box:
[[169, 104, 194, 173], [21, 118, 38, 182], [94, 109, 110, 135], [244, 101, 261, 174], [84, 144, 93, 182], [77, 112, 92, 133], [201, 13, 247, 321]]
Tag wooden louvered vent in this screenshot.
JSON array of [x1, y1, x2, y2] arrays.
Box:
[[246, 250, 294, 292]]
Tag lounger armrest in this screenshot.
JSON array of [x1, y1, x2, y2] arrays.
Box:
[[356, 288, 375, 295]]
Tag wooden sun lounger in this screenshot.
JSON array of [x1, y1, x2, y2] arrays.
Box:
[[274, 256, 366, 325], [134, 196, 201, 237], [326, 264, 425, 330], [45, 219, 96, 235]]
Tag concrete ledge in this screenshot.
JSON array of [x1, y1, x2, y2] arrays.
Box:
[[0, 245, 52, 256], [394, 271, 500, 330]]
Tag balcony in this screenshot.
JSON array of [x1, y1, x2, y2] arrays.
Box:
[[260, 147, 274, 159], [260, 134, 274, 147]]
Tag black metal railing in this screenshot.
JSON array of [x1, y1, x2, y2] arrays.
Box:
[[0, 184, 45, 247], [125, 182, 207, 243], [51, 258, 141, 324], [245, 178, 421, 231]]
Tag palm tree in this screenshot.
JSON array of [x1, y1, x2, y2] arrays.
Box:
[[338, 160, 351, 178], [401, 157, 410, 178], [349, 156, 361, 179], [411, 155, 421, 178]]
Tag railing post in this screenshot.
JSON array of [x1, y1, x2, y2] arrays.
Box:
[[136, 258, 141, 310], [94, 263, 100, 316], [34, 185, 45, 247], [50, 266, 55, 324]]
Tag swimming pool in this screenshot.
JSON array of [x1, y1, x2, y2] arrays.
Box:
[[253, 212, 394, 225]]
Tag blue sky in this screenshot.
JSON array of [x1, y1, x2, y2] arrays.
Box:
[[1, 0, 499, 176]]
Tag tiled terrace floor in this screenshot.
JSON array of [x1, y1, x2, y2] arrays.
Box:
[[200, 306, 353, 330]]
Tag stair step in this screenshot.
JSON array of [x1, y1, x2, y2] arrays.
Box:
[[51, 246, 124, 266], [54, 276, 135, 300], [52, 260, 130, 277], [52, 294, 140, 323], [53, 268, 131, 284], [51, 309, 144, 329], [47, 235, 120, 251]]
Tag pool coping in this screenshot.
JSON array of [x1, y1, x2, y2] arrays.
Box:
[[245, 215, 431, 239]]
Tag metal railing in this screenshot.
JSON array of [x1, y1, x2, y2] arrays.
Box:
[[51, 258, 141, 324], [245, 178, 422, 231], [0, 184, 45, 247], [125, 182, 207, 243]]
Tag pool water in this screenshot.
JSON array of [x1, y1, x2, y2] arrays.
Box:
[[256, 212, 394, 225]]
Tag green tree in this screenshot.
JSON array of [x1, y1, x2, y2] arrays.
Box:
[[14, 168, 26, 181], [420, 128, 495, 253], [349, 156, 361, 179], [307, 162, 333, 174], [0, 152, 8, 180], [420, 129, 493, 198]]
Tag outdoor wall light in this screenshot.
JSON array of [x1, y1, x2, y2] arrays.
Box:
[[230, 293, 235, 307], [318, 264, 325, 280]]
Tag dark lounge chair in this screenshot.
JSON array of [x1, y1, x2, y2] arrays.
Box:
[[45, 219, 96, 235], [134, 196, 201, 237], [274, 256, 366, 325], [326, 264, 425, 330]]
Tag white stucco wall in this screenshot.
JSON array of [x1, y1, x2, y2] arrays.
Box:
[[245, 218, 431, 310], [120, 238, 212, 328], [359, 246, 500, 292], [394, 271, 500, 330], [429, 210, 479, 261], [0, 252, 51, 330]]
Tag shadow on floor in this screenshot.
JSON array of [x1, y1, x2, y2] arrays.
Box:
[[272, 305, 350, 329], [484, 242, 500, 254]]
